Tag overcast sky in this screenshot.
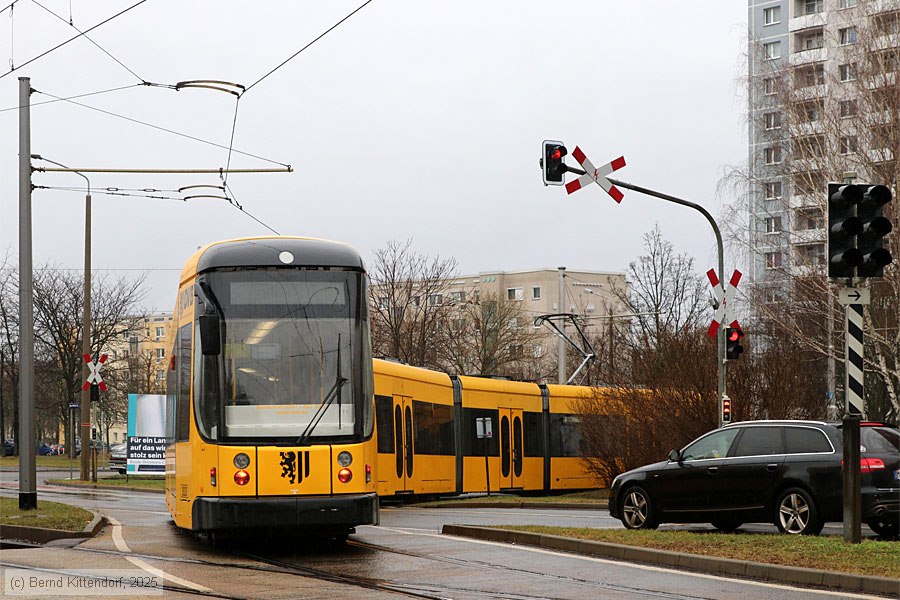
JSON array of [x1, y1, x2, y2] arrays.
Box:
[[0, 1, 749, 311]]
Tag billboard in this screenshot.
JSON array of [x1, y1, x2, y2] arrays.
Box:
[[126, 394, 166, 474]]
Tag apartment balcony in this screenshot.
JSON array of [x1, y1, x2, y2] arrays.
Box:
[[789, 47, 827, 66], [788, 193, 821, 210], [790, 263, 825, 278], [867, 0, 897, 16], [790, 84, 826, 101], [792, 227, 826, 244], [789, 121, 825, 136], [789, 13, 827, 32], [867, 147, 895, 162]]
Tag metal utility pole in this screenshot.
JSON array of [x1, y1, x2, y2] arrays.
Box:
[[18, 77, 36, 510], [557, 267, 566, 384]]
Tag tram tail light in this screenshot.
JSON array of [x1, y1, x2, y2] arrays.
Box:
[[338, 468, 352, 484], [365, 464, 371, 483], [234, 469, 250, 486], [210, 467, 217, 487]]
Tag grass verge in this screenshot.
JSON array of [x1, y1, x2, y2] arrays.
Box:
[[46, 475, 164, 491], [500, 526, 900, 579], [0, 497, 94, 532], [0, 455, 110, 469]]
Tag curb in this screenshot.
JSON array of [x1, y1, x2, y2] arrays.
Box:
[[0, 512, 106, 545], [45, 480, 164, 494], [441, 525, 900, 598]]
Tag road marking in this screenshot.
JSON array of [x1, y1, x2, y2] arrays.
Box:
[[372, 526, 885, 600], [106, 516, 212, 592]]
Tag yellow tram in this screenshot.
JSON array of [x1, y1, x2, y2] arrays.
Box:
[[165, 236, 378, 539], [166, 236, 610, 539]]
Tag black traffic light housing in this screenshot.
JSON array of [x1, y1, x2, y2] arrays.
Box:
[[827, 183, 863, 278], [856, 185, 893, 277], [722, 397, 733, 424], [725, 326, 745, 360], [541, 140, 567, 186]]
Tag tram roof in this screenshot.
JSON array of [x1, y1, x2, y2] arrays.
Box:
[[180, 236, 365, 285]]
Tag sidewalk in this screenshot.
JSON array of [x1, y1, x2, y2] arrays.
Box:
[[442, 524, 900, 598]]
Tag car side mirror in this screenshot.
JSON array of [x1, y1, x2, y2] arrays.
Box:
[[199, 314, 221, 356], [668, 449, 681, 463]]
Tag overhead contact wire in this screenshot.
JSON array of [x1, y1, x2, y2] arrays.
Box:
[[0, 84, 143, 113], [0, 0, 150, 80], [224, 182, 279, 234]]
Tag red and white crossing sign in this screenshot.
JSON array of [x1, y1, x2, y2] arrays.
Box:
[[82, 353, 108, 391], [707, 268, 741, 337], [565, 147, 626, 202]]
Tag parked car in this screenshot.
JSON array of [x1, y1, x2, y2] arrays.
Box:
[[109, 443, 127, 474], [608, 420, 899, 538], [37, 443, 54, 456], [3, 439, 14, 456]]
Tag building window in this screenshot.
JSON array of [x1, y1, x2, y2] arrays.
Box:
[[763, 77, 777, 95], [765, 252, 783, 269], [797, 244, 825, 267], [840, 136, 858, 154], [798, 29, 824, 51], [839, 63, 857, 82], [507, 288, 523, 301], [764, 41, 781, 60], [509, 344, 523, 359], [764, 181, 783, 199], [795, 208, 824, 230], [765, 216, 783, 234], [155, 347, 165, 359], [532, 286, 541, 300], [840, 99, 857, 117], [508, 317, 521, 330], [764, 112, 782, 130], [376, 296, 388, 308], [797, 99, 823, 123], [156, 370, 166, 381], [840, 0, 857, 7], [427, 294, 443, 306], [803, 0, 823, 15], [794, 63, 825, 87], [155, 326, 165, 339], [450, 291, 465, 303], [533, 345, 543, 358], [764, 146, 782, 164], [839, 27, 857, 45], [764, 6, 781, 25]]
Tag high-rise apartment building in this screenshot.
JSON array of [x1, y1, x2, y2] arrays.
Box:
[[747, 0, 898, 286]]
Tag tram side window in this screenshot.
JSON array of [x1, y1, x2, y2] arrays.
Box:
[[375, 395, 394, 453], [165, 342, 177, 441], [522, 411, 543, 457], [412, 400, 455, 456], [194, 322, 219, 440], [549, 413, 583, 457], [461, 408, 499, 456], [175, 324, 192, 442]]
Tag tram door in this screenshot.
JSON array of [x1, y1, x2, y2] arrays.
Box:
[[392, 395, 414, 493], [499, 408, 524, 489]]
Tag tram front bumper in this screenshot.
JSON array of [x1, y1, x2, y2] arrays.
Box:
[[191, 493, 378, 532]]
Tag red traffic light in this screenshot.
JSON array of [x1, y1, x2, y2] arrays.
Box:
[[725, 327, 745, 360], [551, 148, 562, 160]]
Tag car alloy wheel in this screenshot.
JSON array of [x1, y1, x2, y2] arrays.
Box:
[[776, 488, 822, 535], [621, 486, 658, 530]]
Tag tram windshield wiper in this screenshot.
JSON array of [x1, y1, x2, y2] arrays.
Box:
[[295, 335, 347, 446]]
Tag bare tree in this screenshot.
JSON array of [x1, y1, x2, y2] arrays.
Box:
[[724, 3, 900, 419], [368, 239, 458, 369]]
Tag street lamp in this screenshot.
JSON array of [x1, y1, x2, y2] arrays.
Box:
[[31, 154, 94, 482]]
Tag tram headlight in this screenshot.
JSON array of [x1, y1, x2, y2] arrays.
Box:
[[337, 451, 352, 467], [234, 469, 251, 486], [337, 468, 352, 483], [233, 453, 251, 469]]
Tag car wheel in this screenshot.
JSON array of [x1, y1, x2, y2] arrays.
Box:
[[866, 519, 899, 540], [710, 518, 743, 533], [775, 487, 823, 535], [620, 486, 659, 530]]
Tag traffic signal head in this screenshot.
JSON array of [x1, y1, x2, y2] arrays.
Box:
[[856, 185, 893, 278], [541, 140, 567, 186], [722, 397, 732, 424], [725, 326, 745, 360], [828, 183, 863, 278]]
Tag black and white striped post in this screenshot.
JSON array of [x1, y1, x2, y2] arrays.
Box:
[[842, 300, 865, 543]]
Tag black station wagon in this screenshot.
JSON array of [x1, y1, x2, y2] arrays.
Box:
[[608, 420, 899, 538]]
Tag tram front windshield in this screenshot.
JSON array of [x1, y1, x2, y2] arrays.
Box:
[[198, 268, 373, 442]]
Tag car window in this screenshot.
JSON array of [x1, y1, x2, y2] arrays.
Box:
[[784, 427, 832, 454], [861, 427, 900, 453], [731, 426, 784, 457], [681, 429, 740, 461]]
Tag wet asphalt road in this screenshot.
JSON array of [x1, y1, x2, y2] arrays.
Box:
[[0, 475, 890, 599]]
